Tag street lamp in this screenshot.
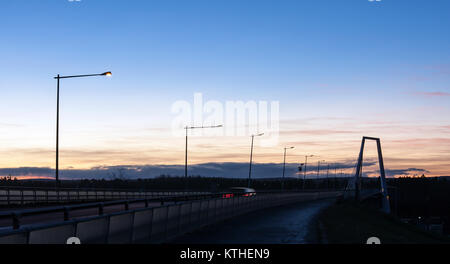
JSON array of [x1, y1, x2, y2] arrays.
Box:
[[248, 133, 264, 188], [334, 163, 338, 190], [54, 72, 112, 182], [317, 160, 326, 189], [281, 146, 295, 191], [184, 124, 223, 190], [302, 155, 314, 190], [326, 163, 330, 189]]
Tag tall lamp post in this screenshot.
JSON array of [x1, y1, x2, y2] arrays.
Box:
[[316, 160, 326, 189], [302, 155, 314, 190], [326, 163, 330, 189], [184, 125, 223, 190], [281, 146, 295, 191], [54, 72, 112, 183], [334, 164, 338, 190], [248, 133, 264, 188]]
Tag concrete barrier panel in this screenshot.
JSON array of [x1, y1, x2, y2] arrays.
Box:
[[0, 232, 28, 244], [105, 191, 112, 199], [150, 207, 168, 243], [9, 190, 20, 204], [76, 217, 109, 244], [29, 224, 75, 244], [132, 209, 153, 243], [23, 191, 34, 203], [48, 191, 57, 202], [242, 197, 250, 213], [233, 197, 242, 216], [87, 191, 96, 200], [0, 190, 7, 204], [222, 198, 232, 220], [108, 213, 134, 244], [57, 191, 67, 202], [166, 204, 181, 239], [207, 199, 217, 224], [199, 200, 209, 227], [214, 199, 223, 221], [190, 201, 201, 230], [179, 203, 192, 233], [247, 196, 256, 213], [35, 191, 46, 202]]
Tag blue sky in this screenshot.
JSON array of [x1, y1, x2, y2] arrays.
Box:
[[0, 0, 449, 178]]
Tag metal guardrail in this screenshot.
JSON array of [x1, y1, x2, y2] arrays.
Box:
[[0, 186, 207, 206], [0, 191, 343, 244]]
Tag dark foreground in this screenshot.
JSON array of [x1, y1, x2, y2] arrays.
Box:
[[171, 199, 334, 244], [316, 201, 450, 244]]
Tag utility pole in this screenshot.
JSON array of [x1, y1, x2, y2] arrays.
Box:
[[302, 155, 314, 190], [281, 146, 294, 191], [184, 124, 223, 191]]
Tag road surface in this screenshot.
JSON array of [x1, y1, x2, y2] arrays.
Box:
[[172, 198, 335, 244]]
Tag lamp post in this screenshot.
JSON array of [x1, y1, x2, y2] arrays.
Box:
[[326, 163, 330, 190], [281, 146, 294, 191], [184, 124, 223, 190], [334, 164, 338, 190], [248, 133, 264, 188], [54, 72, 112, 183], [302, 155, 314, 190], [317, 160, 325, 189]]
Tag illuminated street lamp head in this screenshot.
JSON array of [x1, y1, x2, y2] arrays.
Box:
[[102, 72, 112, 77], [286, 146, 294, 150]]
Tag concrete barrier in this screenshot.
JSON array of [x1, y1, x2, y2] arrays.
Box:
[[150, 206, 168, 243], [0, 231, 28, 244], [0, 191, 343, 244], [190, 201, 202, 231], [108, 213, 134, 244], [29, 223, 75, 244], [215, 199, 224, 222], [132, 209, 153, 243], [179, 203, 192, 234], [199, 200, 209, 227], [166, 204, 181, 240], [207, 199, 217, 224], [0, 190, 7, 204], [76, 217, 109, 244]]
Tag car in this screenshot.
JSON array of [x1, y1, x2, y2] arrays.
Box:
[[222, 187, 256, 198]]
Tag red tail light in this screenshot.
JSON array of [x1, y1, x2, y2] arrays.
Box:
[[222, 193, 234, 198]]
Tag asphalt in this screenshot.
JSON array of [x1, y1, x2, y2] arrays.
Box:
[[171, 198, 335, 244]]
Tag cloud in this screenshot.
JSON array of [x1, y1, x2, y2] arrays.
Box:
[[415, 91, 450, 97], [0, 123, 24, 128], [361, 168, 430, 178], [0, 161, 377, 180], [280, 129, 358, 136]]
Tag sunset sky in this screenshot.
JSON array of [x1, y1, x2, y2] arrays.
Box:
[[0, 0, 449, 179]]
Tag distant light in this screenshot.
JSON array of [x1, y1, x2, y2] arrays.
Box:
[[102, 72, 112, 77]]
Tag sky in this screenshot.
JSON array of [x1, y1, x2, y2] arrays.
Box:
[[0, 0, 449, 180]]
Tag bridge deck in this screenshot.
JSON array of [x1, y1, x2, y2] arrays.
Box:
[[172, 198, 335, 244]]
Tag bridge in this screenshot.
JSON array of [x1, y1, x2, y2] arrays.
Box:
[[0, 190, 342, 244], [0, 136, 391, 244], [343, 136, 391, 214]]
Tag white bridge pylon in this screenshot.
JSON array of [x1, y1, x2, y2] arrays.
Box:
[[354, 136, 391, 214]]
